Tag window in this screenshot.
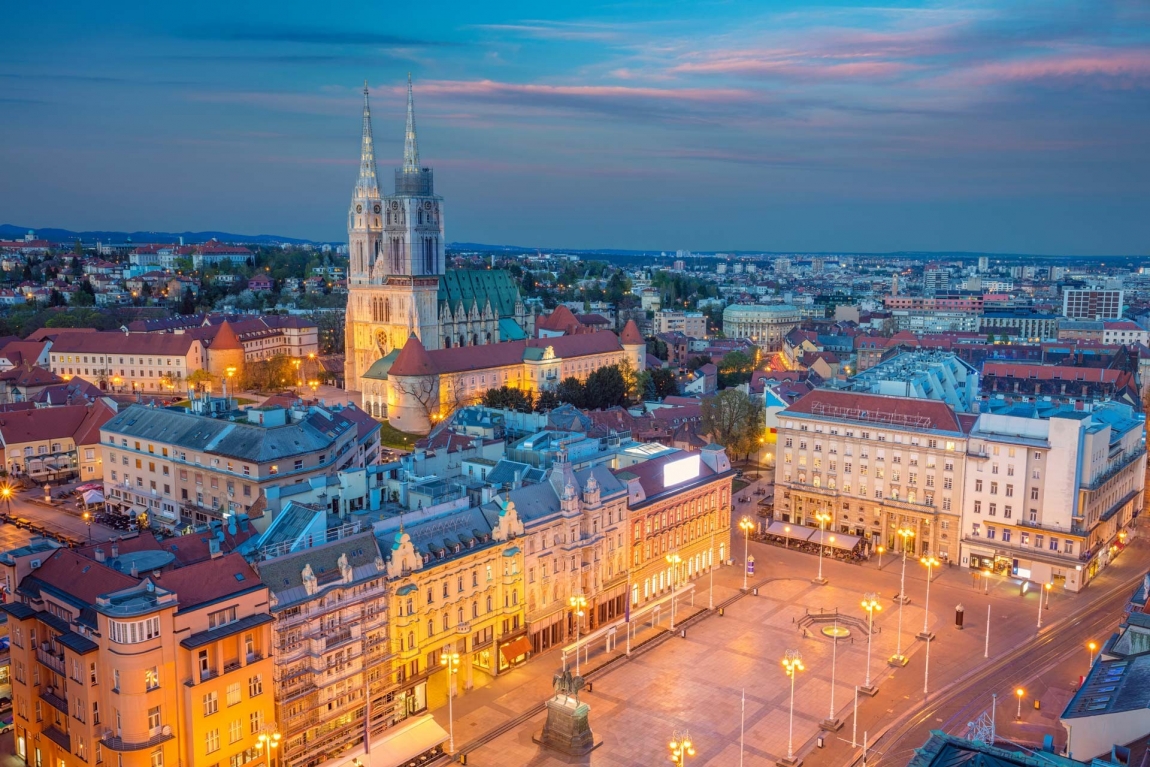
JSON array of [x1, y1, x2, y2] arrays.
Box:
[[973, 501, 981, 514], [248, 674, 263, 697], [147, 706, 161, 731], [208, 607, 237, 629], [229, 719, 242, 744], [109, 617, 160, 644], [986, 526, 996, 540], [988, 503, 996, 516], [226, 683, 241, 706], [150, 749, 163, 767], [203, 692, 218, 716], [1031, 488, 1039, 500], [1002, 529, 1012, 542], [145, 667, 159, 690], [990, 482, 998, 495], [205, 729, 220, 754], [975, 480, 983, 492], [249, 710, 263, 734], [1049, 537, 1059, 551], [1005, 484, 1014, 497]]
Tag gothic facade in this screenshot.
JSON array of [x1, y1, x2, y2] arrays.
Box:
[[344, 78, 535, 391]]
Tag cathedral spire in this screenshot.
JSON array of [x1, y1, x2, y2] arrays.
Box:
[[356, 80, 381, 199], [403, 73, 421, 173]]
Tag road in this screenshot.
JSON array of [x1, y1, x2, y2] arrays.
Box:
[[0, 485, 121, 545]]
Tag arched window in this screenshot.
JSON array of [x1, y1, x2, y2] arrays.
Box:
[[459, 335, 465, 348], [472, 601, 478, 619], [427, 619, 434, 637], [486, 595, 493, 613], [444, 337, 451, 348]]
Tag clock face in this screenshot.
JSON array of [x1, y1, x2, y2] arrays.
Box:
[[374, 203, 382, 214], [391, 201, 399, 210], [356, 204, 363, 213], [424, 201, 432, 210]]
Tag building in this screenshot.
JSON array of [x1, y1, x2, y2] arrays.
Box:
[[722, 305, 801, 352], [368, 322, 645, 434], [343, 79, 535, 387], [923, 264, 950, 296], [775, 390, 970, 560], [979, 363, 1139, 410], [129, 315, 321, 362], [1102, 321, 1149, 346], [980, 312, 1060, 341], [1, 542, 275, 767], [191, 242, 253, 269], [0, 400, 117, 481], [890, 309, 980, 334], [653, 310, 707, 340], [253, 525, 412, 767], [99, 401, 368, 528], [909, 732, 1088, 767], [617, 446, 734, 608], [960, 403, 1144, 592], [837, 351, 979, 412], [1063, 289, 1124, 321]]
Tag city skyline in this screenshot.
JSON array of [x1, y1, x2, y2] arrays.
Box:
[[2, 0, 1149, 255]]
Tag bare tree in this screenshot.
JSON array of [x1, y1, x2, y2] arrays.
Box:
[[397, 374, 439, 422]]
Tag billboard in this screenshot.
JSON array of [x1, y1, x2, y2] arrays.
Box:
[[663, 454, 701, 488]]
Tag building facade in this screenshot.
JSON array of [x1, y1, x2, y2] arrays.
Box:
[[774, 390, 969, 561], [1063, 289, 1124, 321], [653, 311, 707, 340], [48, 332, 208, 393], [721, 305, 801, 352]]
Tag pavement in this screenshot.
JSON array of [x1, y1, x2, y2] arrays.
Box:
[[415, 466, 1139, 766], [0, 484, 121, 545]]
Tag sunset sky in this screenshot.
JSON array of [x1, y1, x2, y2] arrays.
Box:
[[2, 1, 1148, 254]]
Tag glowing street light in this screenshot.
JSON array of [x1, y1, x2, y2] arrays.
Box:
[[739, 516, 754, 590], [441, 651, 460, 753], [890, 528, 914, 667], [0, 483, 12, 517], [1037, 582, 1052, 629], [569, 594, 587, 676], [669, 730, 696, 766], [918, 556, 940, 641], [1015, 687, 1025, 720], [861, 594, 881, 693], [82, 511, 93, 541], [254, 726, 282, 767], [1087, 640, 1098, 670], [876, 545, 885, 569], [782, 650, 805, 763], [813, 511, 832, 585]]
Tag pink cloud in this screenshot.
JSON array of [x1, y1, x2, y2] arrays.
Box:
[[961, 50, 1150, 87], [412, 78, 758, 105], [672, 56, 916, 80]]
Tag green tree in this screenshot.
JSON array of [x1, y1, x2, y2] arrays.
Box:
[[73, 239, 83, 255], [179, 287, 197, 315], [650, 367, 679, 399], [584, 366, 627, 410], [48, 289, 66, 307], [718, 350, 755, 388], [482, 386, 535, 413], [700, 389, 764, 459], [555, 377, 586, 408], [535, 390, 560, 412], [70, 281, 96, 307], [646, 337, 668, 361]]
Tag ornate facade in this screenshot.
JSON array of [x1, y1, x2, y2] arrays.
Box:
[[344, 78, 535, 390]]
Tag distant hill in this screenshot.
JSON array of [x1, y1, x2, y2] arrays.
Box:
[[0, 224, 321, 246]]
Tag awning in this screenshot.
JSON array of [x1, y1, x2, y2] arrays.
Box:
[[368, 714, 447, 767], [83, 490, 105, 505], [822, 532, 862, 551], [766, 522, 815, 541], [500, 635, 532, 664]]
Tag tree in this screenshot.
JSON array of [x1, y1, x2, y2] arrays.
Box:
[[397, 374, 440, 423], [686, 355, 711, 371], [48, 289, 66, 307], [70, 281, 96, 307], [482, 386, 535, 413], [187, 368, 214, 393], [179, 287, 197, 315], [555, 377, 586, 408], [646, 337, 668, 361], [718, 350, 755, 388], [535, 390, 560, 412], [584, 366, 627, 410], [650, 367, 679, 399], [700, 389, 764, 459], [73, 239, 83, 255]]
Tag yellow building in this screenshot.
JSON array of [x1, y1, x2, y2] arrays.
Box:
[[383, 500, 526, 716], [0, 400, 116, 483], [1, 542, 275, 767]]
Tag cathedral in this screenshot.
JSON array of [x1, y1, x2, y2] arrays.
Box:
[[344, 77, 535, 392]]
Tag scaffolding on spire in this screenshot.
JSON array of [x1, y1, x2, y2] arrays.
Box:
[[355, 80, 381, 199], [403, 72, 420, 173]]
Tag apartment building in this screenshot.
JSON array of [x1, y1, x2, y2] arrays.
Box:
[[0, 400, 116, 481], [775, 390, 969, 560], [653, 310, 707, 340], [487, 460, 631, 656], [255, 527, 397, 767], [1063, 289, 1123, 321], [618, 445, 734, 608], [961, 403, 1144, 592], [1, 542, 274, 767], [379, 500, 526, 717], [99, 402, 364, 527], [49, 332, 207, 393]]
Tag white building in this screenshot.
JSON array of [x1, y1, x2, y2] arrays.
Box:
[[1063, 288, 1124, 320], [722, 304, 801, 351]]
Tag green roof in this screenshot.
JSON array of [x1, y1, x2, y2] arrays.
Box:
[[499, 317, 528, 341], [362, 348, 401, 380], [439, 269, 522, 318]]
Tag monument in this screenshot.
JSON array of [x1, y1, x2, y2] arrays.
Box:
[[533, 669, 603, 757]]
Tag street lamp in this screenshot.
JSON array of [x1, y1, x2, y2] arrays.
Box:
[[1087, 640, 1098, 670], [666, 552, 682, 630], [1015, 687, 1025, 720], [669, 730, 696, 766], [784, 524, 791, 549], [82, 511, 93, 542], [569, 594, 587, 676], [782, 650, 805, 764], [1036, 582, 1050, 629], [0, 484, 12, 517], [292, 358, 302, 388], [813, 511, 831, 585], [876, 545, 885, 569], [739, 516, 754, 590], [861, 594, 881, 694], [254, 725, 282, 767], [895, 527, 915, 602], [918, 556, 940, 641], [441, 651, 460, 753], [1044, 581, 1052, 610]]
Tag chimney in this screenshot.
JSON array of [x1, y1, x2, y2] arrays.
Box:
[[94, 548, 105, 563], [209, 538, 221, 559], [110, 540, 119, 558], [130, 562, 138, 578]]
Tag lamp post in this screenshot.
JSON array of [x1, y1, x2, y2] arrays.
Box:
[[1015, 687, 1025, 720], [569, 594, 587, 676], [82, 511, 93, 542], [917, 556, 939, 641], [1044, 581, 1052, 609], [895, 527, 915, 602], [739, 517, 754, 590], [1, 484, 12, 517], [821, 618, 843, 731], [876, 545, 884, 569], [1088, 641, 1098, 670], [292, 358, 302, 389], [669, 730, 696, 766], [1036, 582, 1047, 629], [440, 651, 460, 753], [983, 568, 992, 595], [784, 524, 791, 549], [782, 650, 805, 765], [666, 552, 682, 630], [254, 725, 282, 767], [708, 515, 716, 610], [813, 511, 831, 585], [861, 594, 881, 694]]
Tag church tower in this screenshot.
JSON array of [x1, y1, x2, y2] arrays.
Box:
[[345, 76, 445, 388]]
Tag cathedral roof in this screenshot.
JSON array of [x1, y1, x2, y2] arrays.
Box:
[[389, 331, 624, 378], [498, 318, 529, 341], [389, 334, 437, 377], [210, 320, 244, 351], [361, 348, 400, 381], [438, 270, 522, 319], [620, 319, 644, 345]]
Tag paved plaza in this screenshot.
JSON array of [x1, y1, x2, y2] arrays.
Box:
[[421, 521, 1137, 767]]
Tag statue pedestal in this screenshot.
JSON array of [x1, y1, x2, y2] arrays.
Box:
[[533, 695, 603, 757]]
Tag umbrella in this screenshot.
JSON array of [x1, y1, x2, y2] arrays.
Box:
[[82, 490, 105, 505]]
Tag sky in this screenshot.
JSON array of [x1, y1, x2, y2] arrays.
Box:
[[1, 1, 1149, 255]]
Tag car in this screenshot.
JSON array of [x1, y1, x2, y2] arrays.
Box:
[[0, 713, 12, 735]]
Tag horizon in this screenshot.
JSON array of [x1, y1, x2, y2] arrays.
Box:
[[2, 1, 1149, 256]]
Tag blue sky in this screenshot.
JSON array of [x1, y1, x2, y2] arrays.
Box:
[[2, 1, 1148, 254]]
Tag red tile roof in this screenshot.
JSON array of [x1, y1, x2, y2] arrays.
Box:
[[982, 363, 1120, 383], [392, 331, 626, 377], [0, 365, 62, 387], [153, 553, 262, 611], [390, 334, 437, 377], [51, 331, 201, 356], [210, 320, 243, 351], [73, 399, 118, 447], [782, 389, 962, 432], [537, 305, 580, 333], [0, 403, 94, 444], [620, 319, 643, 345], [31, 548, 139, 605]]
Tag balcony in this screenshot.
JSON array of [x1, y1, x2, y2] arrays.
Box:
[[962, 534, 1086, 563], [36, 646, 66, 675], [101, 730, 175, 752], [1016, 518, 1086, 537], [1084, 447, 1146, 491], [42, 725, 70, 751], [39, 687, 69, 715]]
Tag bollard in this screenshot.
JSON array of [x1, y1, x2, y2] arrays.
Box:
[[753, 587, 758, 596], [680, 629, 686, 639], [817, 735, 825, 749], [955, 604, 965, 630], [587, 682, 593, 693]]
